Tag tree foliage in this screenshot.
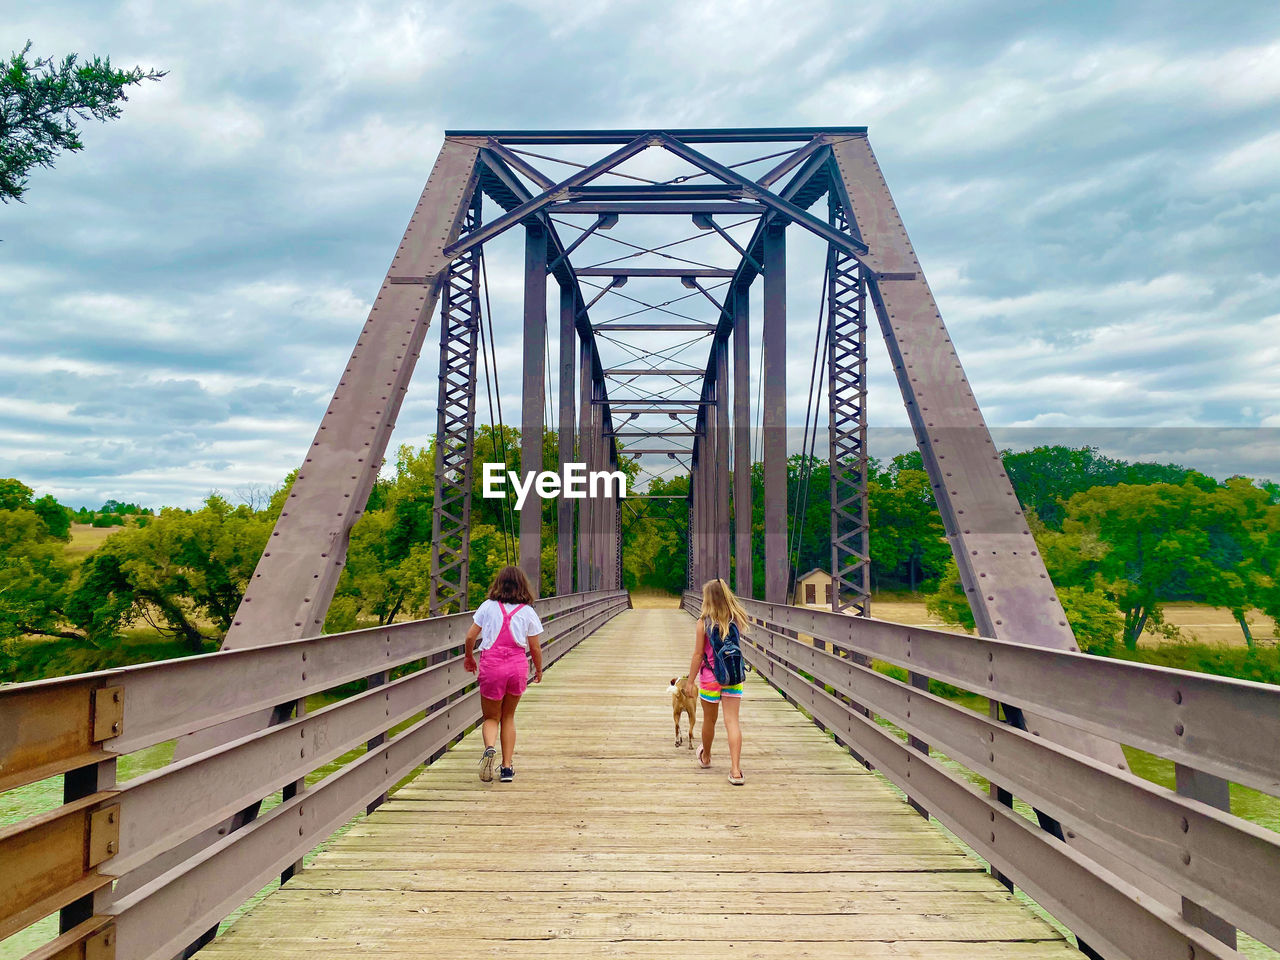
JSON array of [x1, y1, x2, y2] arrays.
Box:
[[1, 41, 165, 202]]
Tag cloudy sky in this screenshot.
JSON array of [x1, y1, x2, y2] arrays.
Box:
[[3, 0, 1278, 508]]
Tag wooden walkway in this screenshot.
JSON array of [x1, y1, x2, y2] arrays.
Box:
[[201, 605, 1078, 959]]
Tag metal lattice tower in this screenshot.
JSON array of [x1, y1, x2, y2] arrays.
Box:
[[826, 184, 871, 615], [428, 192, 483, 615]]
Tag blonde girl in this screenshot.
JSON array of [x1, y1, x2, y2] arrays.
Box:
[[464, 565, 544, 783], [683, 577, 750, 785]]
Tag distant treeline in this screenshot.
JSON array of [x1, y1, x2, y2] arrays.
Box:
[[2, 440, 1277, 682]]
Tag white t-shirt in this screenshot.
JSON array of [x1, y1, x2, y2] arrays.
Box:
[[472, 599, 544, 652]]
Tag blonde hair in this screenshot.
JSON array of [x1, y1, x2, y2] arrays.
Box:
[[699, 578, 749, 639]]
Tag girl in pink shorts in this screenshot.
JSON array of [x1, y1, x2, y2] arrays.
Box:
[[464, 565, 544, 783]]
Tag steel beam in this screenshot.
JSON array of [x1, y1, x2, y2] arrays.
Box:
[[549, 202, 766, 215], [428, 190, 483, 615], [594, 383, 611, 589], [715, 339, 731, 579], [449, 127, 869, 144], [557, 282, 576, 596], [577, 337, 593, 591], [604, 367, 704, 376], [757, 135, 829, 188], [594, 323, 715, 332], [732, 285, 753, 598], [480, 139, 554, 190], [567, 185, 745, 201], [826, 188, 870, 617], [762, 222, 788, 604], [576, 267, 735, 278], [595, 398, 709, 405], [608, 430, 697, 438], [520, 221, 547, 587]]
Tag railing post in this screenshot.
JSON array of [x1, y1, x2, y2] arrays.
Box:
[[59, 757, 117, 933], [365, 669, 391, 815], [1174, 764, 1238, 949], [279, 696, 307, 883], [905, 670, 929, 818]]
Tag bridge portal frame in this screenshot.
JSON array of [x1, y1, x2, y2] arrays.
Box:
[[117, 126, 1217, 952]]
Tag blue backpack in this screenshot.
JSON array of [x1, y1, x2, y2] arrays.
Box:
[[703, 618, 745, 686]]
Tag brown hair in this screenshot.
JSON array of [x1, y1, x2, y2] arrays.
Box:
[[699, 578, 749, 639], [488, 565, 536, 605]]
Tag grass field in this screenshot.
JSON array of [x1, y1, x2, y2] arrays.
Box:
[[64, 522, 125, 559], [862, 597, 1275, 647], [640, 588, 1276, 646]]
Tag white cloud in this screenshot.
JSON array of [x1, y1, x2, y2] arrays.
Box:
[[4, 0, 1279, 505]]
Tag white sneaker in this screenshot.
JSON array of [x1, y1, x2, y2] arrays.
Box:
[[478, 746, 497, 782]]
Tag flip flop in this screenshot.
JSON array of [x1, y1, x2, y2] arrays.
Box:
[[697, 745, 711, 769], [728, 770, 745, 786]]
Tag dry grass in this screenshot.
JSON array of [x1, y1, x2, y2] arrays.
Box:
[[63, 523, 124, 560], [1137, 602, 1276, 648], [628, 588, 681, 609]]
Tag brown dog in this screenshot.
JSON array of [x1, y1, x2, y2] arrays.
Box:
[[670, 675, 697, 748]]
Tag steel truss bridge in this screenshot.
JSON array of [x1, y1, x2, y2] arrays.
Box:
[[1, 129, 1277, 960]]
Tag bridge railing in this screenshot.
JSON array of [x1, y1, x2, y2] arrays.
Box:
[[682, 592, 1280, 960], [0, 589, 629, 960]]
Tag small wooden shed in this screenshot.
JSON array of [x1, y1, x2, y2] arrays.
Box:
[[793, 568, 834, 608]]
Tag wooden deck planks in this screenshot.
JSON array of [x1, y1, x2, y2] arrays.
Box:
[[200, 606, 1078, 959]]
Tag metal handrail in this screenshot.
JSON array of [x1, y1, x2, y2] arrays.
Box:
[[680, 592, 1278, 958]]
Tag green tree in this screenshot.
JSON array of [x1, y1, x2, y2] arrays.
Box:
[[1001, 445, 1193, 529], [0, 478, 34, 510], [1194, 478, 1279, 647], [1062, 482, 1215, 650], [1, 42, 165, 202], [0, 508, 79, 658], [66, 496, 271, 650], [32, 494, 72, 539], [868, 455, 950, 593]]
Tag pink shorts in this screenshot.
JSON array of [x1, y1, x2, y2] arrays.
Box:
[[477, 649, 529, 700]]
